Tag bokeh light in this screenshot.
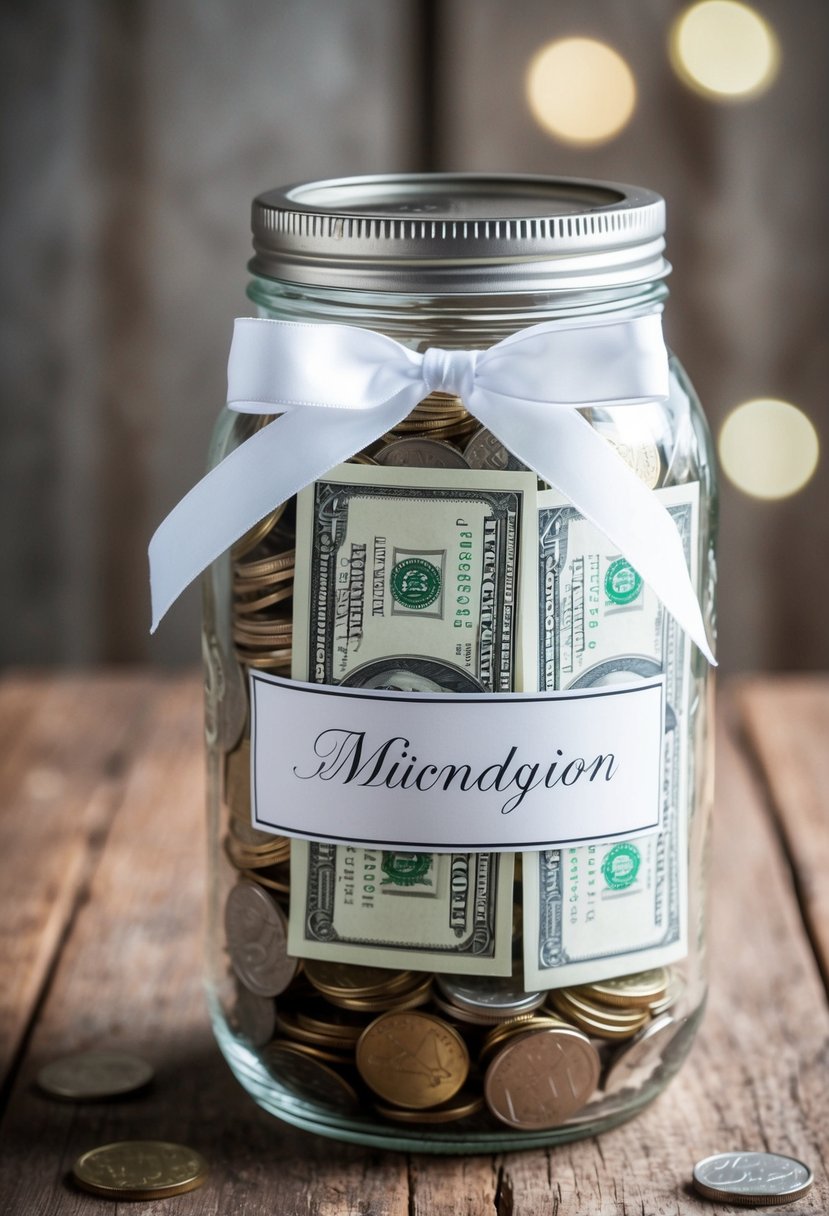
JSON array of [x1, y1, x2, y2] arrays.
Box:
[[670, 1, 780, 100], [526, 38, 636, 145], [719, 399, 819, 500]]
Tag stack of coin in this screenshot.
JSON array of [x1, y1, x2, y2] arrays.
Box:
[[384, 392, 479, 443], [304, 961, 432, 1013], [231, 502, 295, 673], [432, 974, 545, 1026]]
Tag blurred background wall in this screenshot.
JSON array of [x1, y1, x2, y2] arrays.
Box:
[[2, 0, 827, 672]]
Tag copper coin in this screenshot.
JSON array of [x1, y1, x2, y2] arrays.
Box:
[[304, 961, 415, 998], [356, 1011, 469, 1109], [484, 1025, 600, 1129], [224, 881, 297, 996]]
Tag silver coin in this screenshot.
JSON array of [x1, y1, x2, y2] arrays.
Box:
[[463, 427, 528, 472], [692, 1151, 814, 1206], [37, 1050, 154, 1100], [435, 973, 545, 1017], [224, 881, 297, 997], [231, 983, 276, 1047], [375, 438, 470, 469], [602, 1012, 677, 1095]]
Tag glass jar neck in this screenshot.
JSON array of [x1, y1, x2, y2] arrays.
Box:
[[247, 274, 669, 350]]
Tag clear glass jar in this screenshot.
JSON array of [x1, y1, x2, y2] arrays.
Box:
[[201, 176, 717, 1151]]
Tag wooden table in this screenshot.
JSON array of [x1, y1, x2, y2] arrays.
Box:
[[0, 673, 827, 1215]]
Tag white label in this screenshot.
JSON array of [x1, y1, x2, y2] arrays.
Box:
[[250, 671, 664, 852]]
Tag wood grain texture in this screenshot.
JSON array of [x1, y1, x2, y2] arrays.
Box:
[[0, 675, 827, 1215], [738, 675, 829, 992]]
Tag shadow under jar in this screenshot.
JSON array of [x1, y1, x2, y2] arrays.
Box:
[[202, 174, 717, 1152]]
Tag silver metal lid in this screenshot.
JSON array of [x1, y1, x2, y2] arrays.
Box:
[[250, 173, 668, 294]]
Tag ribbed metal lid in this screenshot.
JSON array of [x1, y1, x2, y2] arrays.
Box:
[[250, 173, 668, 294]]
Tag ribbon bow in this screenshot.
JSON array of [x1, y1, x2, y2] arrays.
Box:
[[149, 313, 715, 665]]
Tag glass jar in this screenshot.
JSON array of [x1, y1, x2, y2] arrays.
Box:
[[201, 174, 717, 1151]]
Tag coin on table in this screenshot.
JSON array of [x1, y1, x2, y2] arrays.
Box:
[[37, 1051, 154, 1101], [356, 1011, 470, 1109], [464, 426, 529, 472], [263, 1042, 360, 1114], [484, 1025, 600, 1129], [435, 973, 545, 1019], [579, 967, 670, 1009], [375, 437, 471, 469], [72, 1141, 208, 1200], [224, 880, 297, 996], [692, 1151, 813, 1207]]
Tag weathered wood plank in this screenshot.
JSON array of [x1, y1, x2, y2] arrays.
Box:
[[0, 680, 826, 1215], [738, 676, 829, 992], [0, 675, 409, 1215], [0, 673, 159, 1088], [408, 699, 829, 1214]]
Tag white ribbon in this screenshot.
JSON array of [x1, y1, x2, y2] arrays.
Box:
[[149, 313, 715, 665]]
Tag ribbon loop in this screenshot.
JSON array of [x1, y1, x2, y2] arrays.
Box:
[[148, 312, 715, 666]]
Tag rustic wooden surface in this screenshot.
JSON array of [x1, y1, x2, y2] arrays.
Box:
[[0, 672, 827, 1215]]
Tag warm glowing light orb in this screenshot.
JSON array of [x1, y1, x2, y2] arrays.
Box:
[[525, 38, 636, 145], [719, 399, 819, 499], [670, 1, 780, 100]]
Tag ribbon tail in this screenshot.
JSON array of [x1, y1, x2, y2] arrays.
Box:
[[471, 393, 716, 666], [148, 387, 421, 630]]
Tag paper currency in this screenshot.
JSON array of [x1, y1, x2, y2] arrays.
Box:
[[523, 483, 699, 989], [289, 844, 514, 974], [289, 464, 535, 974]]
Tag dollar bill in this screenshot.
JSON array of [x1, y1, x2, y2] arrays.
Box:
[[288, 845, 514, 974], [288, 463, 537, 974], [523, 482, 699, 989]]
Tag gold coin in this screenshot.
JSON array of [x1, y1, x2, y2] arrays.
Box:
[[234, 549, 296, 580], [326, 976, 432, 1014], [548, 991, 649, 1041], [38, 1051, 154, 1101], [265, 1037, 352, 1068], [374, 1088, 484, 1124], [649, 969, 685, 1015], [72, 1141, 208, 1200], [262, 1042, 359, 1114], [231, 503, 287, 558], [579, 967, 670, 1009], [552, 989, 652, 1025], [304, 961, 416, 999], [356, 1010, 469, 1109], [235, 649, 293, 669]]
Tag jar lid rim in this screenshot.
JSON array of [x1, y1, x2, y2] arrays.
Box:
[[250, 172, 669, 293]]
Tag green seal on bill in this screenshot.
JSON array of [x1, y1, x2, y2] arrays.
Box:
[[381, 852, 433, 887], [604, 558, 642, 605], [601, 842, 641, 890], [390, 557, 442, 610]]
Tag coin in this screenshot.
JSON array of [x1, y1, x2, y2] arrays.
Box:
[[224, 881, 297, 996], [37, 1050, 154, 1101], [464, 427, 529, 472], [356, 1011, 470, 1108], [327, 975, 432, 1014], [231, 503, 287, 558], [548, 990, 650, 1040], [265, 1037, 352, 1067], [484, 1025, 600, 1129], [579, 967, 670, 1009], [304, 961, 415, 998], [224, 739, 250, 819], [431, 990, 533, 1028], [374, 438, 471, 469], [435, 973, 545, 1018], [72, 1141, 208, 1200], [692, 1151, 814, 1206], [262, 1042, 359, 1114], [603, 1013, 677, 1095], [231, 985, 276, 1048], [374, 1089, 484, 1124]]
